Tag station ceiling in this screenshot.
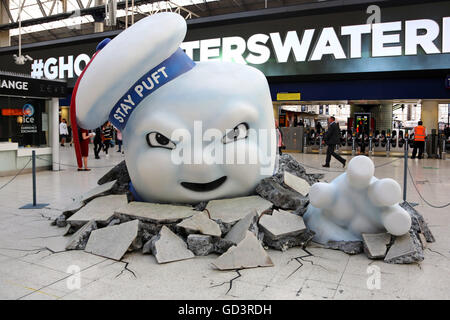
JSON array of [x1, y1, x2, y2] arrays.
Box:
[[5, 0, 330, 46]]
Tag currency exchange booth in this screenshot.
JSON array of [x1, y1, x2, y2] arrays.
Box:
[[0, 72, 66, 176]]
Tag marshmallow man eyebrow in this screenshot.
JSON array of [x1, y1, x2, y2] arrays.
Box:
[[131, 109, 187, 140], [208, 102, 259, 133]]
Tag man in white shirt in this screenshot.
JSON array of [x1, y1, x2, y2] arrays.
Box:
[[59, 119, 69, 147]]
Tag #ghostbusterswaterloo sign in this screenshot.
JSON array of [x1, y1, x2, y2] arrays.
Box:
[[26, 8, 450, 80]]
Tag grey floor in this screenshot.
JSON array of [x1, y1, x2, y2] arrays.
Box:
[[0, 146, 449, 300]]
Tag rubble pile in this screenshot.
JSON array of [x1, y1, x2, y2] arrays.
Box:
[[50, 155, 434, 269]]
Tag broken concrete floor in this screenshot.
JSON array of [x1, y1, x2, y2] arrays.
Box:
[[0, 150, 448, 299]]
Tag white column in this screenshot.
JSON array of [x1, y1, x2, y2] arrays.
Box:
[[421, 100, 439, 132], [51, 98, 60, 171]]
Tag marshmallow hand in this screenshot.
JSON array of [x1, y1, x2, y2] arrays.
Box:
[[303, 156, 411, 244]]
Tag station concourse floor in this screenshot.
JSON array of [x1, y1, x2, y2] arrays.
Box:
[[0, 146, 449, 300]]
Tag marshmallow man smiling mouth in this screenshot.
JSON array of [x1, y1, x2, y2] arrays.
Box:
[[73, 13, 276, 204]]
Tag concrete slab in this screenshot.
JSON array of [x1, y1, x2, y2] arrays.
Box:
[[384, 231, 424, 264], [206, 196, 272, 224], [73, 180, 117, 203], [325, 241, 364, 255], [67, 194, 127, 225], [256, 177, 309, 210], [284, 171, 311, 196], [362, 233, 391, 259], [149, 226, 194, 264], [176, 212, 221, 237], [84, 219, 139, 260], [114, 202, 195, 224], [212, 231, 274, 270], [224, 210, 259, 245], [259, 209, 306, 240], [66, 220, 98, 250]]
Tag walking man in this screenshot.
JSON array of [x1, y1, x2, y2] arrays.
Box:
[[323, 116, 346, 168], [412, 120, 426, 159], [102, 122, 114, 156], [59, 119, 69, 147]]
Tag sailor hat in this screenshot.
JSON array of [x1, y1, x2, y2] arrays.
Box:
[[74, 12, 194, 130]]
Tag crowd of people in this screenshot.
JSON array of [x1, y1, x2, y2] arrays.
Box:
[[59, 119, 124, 171]]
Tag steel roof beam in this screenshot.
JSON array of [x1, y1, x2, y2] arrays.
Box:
[[1, 0, 14, 22], [36, 0, 48, 16], [0, 0, 158, 30]]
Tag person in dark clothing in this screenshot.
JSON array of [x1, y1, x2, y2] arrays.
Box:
[[315, 121, 323, 135], [67, 125, 73, 147], [93, 127, 103, 159], [411, 120, 426, 159], [359, 125, 366, 155], [275, 120, 284, 155], [102, 122, 114, 156], [323, 116, 346, 168]]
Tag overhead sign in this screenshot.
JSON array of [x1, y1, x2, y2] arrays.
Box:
[[276, 92, 301, 101], [0, 2, 449, 81], [0, 73, 66, 97], [182, 18, 450, 64]]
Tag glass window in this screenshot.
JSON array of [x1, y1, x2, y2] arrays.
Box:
[[0, 96, 48, 147]]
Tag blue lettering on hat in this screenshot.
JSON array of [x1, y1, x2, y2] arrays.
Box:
[[109, 48, 196, 130]]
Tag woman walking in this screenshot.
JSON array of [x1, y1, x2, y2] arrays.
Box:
[[78, 128, 93, 171]]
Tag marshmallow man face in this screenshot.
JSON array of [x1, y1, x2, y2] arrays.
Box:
[[74, 13, 276, 204], [123, 61, 276, 204]]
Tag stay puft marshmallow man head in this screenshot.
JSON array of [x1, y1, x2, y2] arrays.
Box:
[[75, 13, 276, 204]]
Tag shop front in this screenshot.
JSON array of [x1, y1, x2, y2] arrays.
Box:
[[0, 72, 66, 176]]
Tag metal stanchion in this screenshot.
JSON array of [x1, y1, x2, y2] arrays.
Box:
[[441, 134, 446, 160], [319, 135, 323, 154], [403, 138, 409, 201], [303, 135, 307, 154], [369, 136, 373, 157], [385, 130, 390, 157], [20, 150, 49, 209], [352, 135, 356, 156], [386, 138, 390, 157]]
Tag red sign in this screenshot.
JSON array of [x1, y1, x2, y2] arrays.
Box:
[[1, 108, 22, 116]]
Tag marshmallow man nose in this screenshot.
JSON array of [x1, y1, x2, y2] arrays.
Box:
[[180, 143, 225, 182]]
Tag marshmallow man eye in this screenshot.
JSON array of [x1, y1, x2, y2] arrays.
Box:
[[222, 123, 249, 144], [146, 132, 176, 150]]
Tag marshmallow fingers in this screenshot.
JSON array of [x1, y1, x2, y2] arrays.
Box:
[[368, 177, 411, 236], [306, 156, 412, 241]]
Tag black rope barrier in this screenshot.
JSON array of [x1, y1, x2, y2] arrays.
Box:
[[0, 158, 32, 191], [407, 166, 450, 209], [35, 156, 119, 169]]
